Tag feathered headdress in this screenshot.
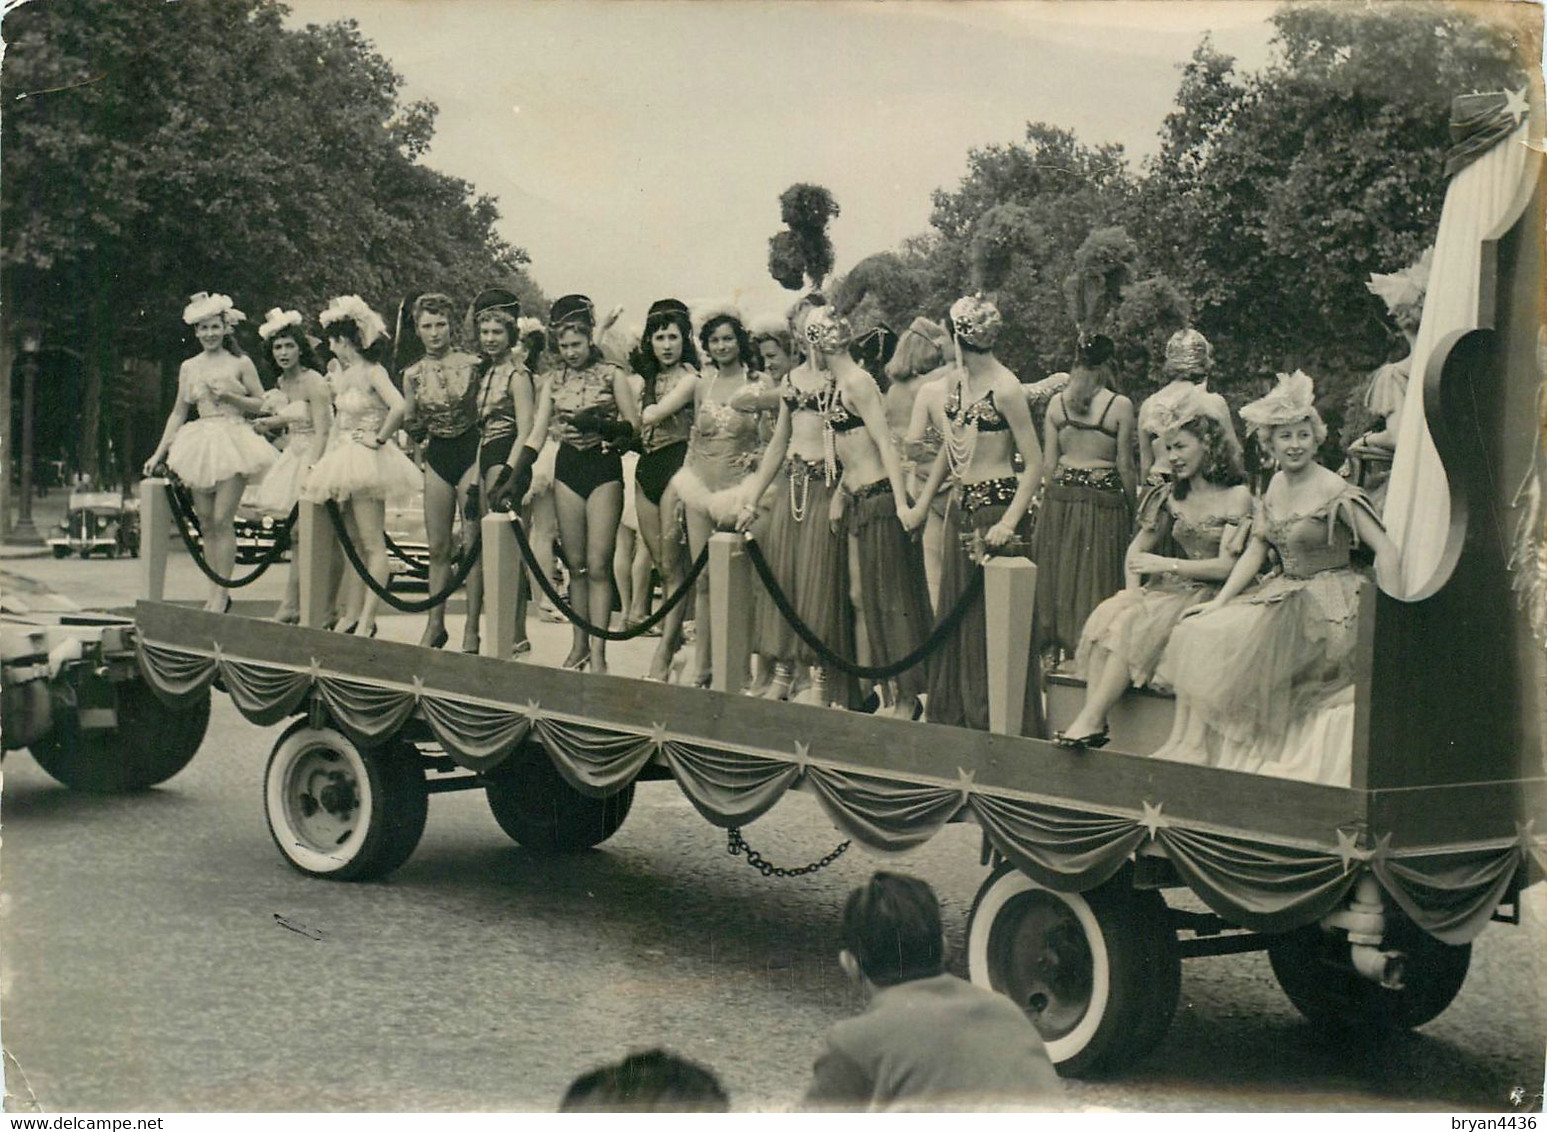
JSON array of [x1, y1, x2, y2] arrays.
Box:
[[1162, 328, 1213, 380], [1240, 370, 1319, 438], [802, 305, 853, 355], [258, 308, 303, 341], [1367, 248, 1433, 323], [1064, 228, 1137, 347], [1145, 382, 1227, 441], [183, 292, 245, 328], [319, 295, 388, 349]]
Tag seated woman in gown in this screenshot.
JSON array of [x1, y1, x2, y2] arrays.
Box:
[[1151, 372, 1398, 783], [1055, 385, 1251, 748]]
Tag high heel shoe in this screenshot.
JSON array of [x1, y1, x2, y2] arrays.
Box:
[[1054, 726, 1109, 750], [421, 627, 449, 650], [561, 653, 590, 672]]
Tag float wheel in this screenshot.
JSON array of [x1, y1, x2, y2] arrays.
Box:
[[967, 863, 1180, 1077], [485, 740, 633, 852], [30, 683, 209, 793], [1267, 911, 1471, 1032], [264, 721, 427, 881]]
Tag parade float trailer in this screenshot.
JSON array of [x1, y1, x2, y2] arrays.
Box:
[[125, 97, 1544, 1077]]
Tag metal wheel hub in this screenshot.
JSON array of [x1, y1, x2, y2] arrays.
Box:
[[285, 748, 359, 851], [990, 891, 1095, 1042]]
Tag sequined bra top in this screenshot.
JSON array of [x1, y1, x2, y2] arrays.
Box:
[[407, 350, 481, 438], [1259, 486, 1380, 579], [781, 372, 835, 414], [944, 380, 1009, 432], [826, 392, 865, 433]]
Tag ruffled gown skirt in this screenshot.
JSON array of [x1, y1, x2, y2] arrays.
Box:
[[167, 418, 278, 491], [1074, 577, 1214, 688]]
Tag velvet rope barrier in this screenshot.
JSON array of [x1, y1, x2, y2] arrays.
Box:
[[325, 499, 481, 614], [164, 482, 295, 588]]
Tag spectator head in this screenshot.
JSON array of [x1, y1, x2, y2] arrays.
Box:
[[560, 1048, 729, 1113], [839, 871, 946, 988]]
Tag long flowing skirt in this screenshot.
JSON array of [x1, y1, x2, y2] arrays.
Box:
[[1032, 470, 1132, 656], [1074, 576, 1215, 689], [303, 436, 423, 503], [1152, 567, 1364, 777], [848, 483, 933, 698], [926, 489, 1044, 735], [167, 417, 277, 490], [754, 463, 853, 674]]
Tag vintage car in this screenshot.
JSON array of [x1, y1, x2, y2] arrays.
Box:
[[48, 491, 140, 559], [2, 570, 208, 791], [233, 485, 291, 564]]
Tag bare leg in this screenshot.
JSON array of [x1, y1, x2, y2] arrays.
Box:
[[553, 479, 592, 667], [276, 522, 302, 621], [629, 532, 652, 622], [527, 491, 561, 619], [462, 465, 501, 653], [334, 505, 365, 632], [1064, 645, 1128, 739], [583, 480, 624, 674], [350, 496, 389, 637], [612, 522, 636, 631], [638, 482, 687, 680], [202, 476, 247, 611], [419, 466, 458, 647], [683, 503, 715, 685]]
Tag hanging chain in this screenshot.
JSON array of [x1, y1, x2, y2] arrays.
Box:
[[726, 826, 851, 878]]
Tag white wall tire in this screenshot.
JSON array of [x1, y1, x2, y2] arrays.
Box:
[[264, 722, 426, 881], [967, 863, 1179, 1077]]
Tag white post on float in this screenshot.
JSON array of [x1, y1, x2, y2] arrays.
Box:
[[709, 532, 754, 693], [480, 511, 519, 659], [297, 499, 339, 629], [983, 556, 1037, 736], [140, 477, 171, 602]]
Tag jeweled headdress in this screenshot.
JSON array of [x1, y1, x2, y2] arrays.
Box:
[[948, 294, 1002, 350]]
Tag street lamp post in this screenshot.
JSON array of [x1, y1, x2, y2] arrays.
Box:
[[10, 323, 44, 545]]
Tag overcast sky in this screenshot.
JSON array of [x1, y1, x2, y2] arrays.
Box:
[[283, 0, 1279, 326]]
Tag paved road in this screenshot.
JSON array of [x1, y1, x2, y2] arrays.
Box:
[[1, 558, 1544, 1112]]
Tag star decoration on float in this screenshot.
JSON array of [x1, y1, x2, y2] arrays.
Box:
[[520, 699, 543, 721], [411, 675, 425, 700], [1139, 800, 1168, 840], [649, 722, 669, 751], [955, 766, 977, 795], [1335, 827, 1372, 873], [1504, 86, 1530, 125], [792, 740, 811, 770], [308, 657, 322, 680], [1516, 820, 1543, 856]]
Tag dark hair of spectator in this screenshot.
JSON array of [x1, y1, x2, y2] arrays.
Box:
[[559, 1048, 729, 1113], [841, 871, 945, 987]]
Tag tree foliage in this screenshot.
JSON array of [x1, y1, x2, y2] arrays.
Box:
[[1, 0, 543, 475]]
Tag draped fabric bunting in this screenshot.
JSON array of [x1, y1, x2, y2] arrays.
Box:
[[136, 638, 1530, 943], [970, 794, 1148, 893]]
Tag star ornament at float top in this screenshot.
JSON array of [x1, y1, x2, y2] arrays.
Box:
[[1139, 800, 1169, 840], [649, 721, 669, 751], [1503, 86, 1530, 126], [1335, 827, 1373, 873], [791, 740, 811, 771]]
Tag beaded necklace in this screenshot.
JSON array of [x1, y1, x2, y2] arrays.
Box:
[[943, 365, 981, 480], [786, 364, 839, 521]]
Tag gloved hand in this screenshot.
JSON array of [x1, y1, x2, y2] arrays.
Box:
[[597, 417, 636, 451], [489, 445, 538, 512]]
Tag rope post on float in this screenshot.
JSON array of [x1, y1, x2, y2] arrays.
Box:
[[140, 477, 171, 602], [297, 499, 338, 628], [709, 532, 754, 693], [984, 556, 1037, 735], [481, 512, 519, 659]]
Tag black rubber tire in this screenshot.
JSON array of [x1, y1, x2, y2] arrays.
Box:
[[52, 546, 69, 559], [1267, 911, 1471, 1033], [29, 683, 210, 793], [485, 740, 634, 852], [966, 863, 1181, 1078], [263, 722, 428, 881]]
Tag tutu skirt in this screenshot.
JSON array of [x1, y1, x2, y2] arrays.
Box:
[[1152, 567, 1364, 777], [167, 417, 277, 491], [1032, 469, 1132, 656], [926, 488, 1044, 735], [1074, 577, 1214, 689], [253, 443, 312, 515], [847, 483, 932, 698], [303, 436, 422, 503]]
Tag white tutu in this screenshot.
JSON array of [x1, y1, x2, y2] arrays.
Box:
[[523, 438, 559, 505], [671, 463, 769, 527], [303, 436, 423, 503], [167, 417, 278, 490], [253, 444, 310, 515]]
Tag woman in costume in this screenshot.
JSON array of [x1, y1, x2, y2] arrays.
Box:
[[736, 304, 857, 706], [823, 313, 933, 719], [894, 319, 955, 602], [1136, 329, 1239, 485], [1033, 333, 1137, 660], [458, 288, 548, 655], [514, 318, 565, 624], [303, 296, 419, 638], [902, 295, 1044, 732], [1358, 249, 1431, 453], [400, 293, 483, 649], [252, 309, 333, 624], [670, 305, 768, 686], [1153, 371, 1397, 782], [546, 294, 642, 674], [144, 292, 278, 613], [630, 299, 700, 679], [1055, 387, 1251, 747]]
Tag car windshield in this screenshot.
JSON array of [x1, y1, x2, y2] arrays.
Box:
[[0, 570, 82, 614]]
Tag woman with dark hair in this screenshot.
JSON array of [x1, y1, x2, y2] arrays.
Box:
[[143, 292, 278, 612], [737, 304, 857, 706], [1056, 390, 1250, 747], [252, 308, 334, 624], [547, 294, 642, 674], [670, 304, 768, 686], [459, 288, 549, 655], [902, 295, 1044, 732], [629, 298, 700, 679], [303, 296, 418, 638], [1032, 333, 1137, 660], [400, 292, 483, 649]]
